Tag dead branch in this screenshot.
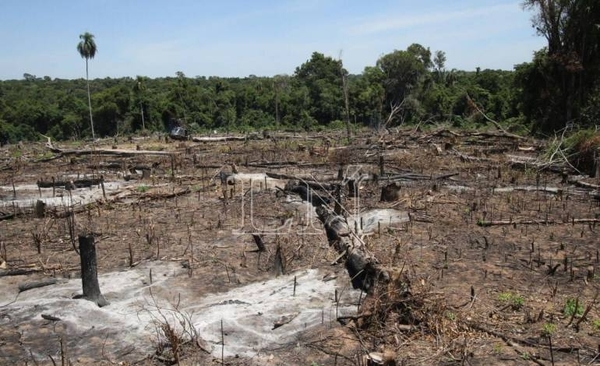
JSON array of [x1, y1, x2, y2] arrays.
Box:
[[477, 218, 600, 227], [568, 177, 600, 190], [0, 267, 41, 277], [192, 135, 259, 143], [465, 93, 525, 140], [451, 149, 493, 163], [139, 187, 191, 201], [42, 136, 172, 157]]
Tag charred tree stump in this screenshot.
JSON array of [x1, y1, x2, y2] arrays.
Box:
[[35, 200, 46, 218], [337, 164, 345, 180], [77, 234, 109, 307], [347, 180, 359, 198], [252, 234, 266, 252], [316, 206, 386, 293], [380, 182, 401, 202]]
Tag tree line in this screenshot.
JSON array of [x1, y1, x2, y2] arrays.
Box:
[[0, 49, 525, 143], [0, 0, 598, 143]]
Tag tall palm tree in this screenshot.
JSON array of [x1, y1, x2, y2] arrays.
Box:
[[77, 32, 97, 140]]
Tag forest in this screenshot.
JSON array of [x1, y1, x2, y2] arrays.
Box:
[[0, 0, 599, 143]]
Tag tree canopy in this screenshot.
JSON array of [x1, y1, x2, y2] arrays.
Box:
[[77, 32, 98, 139], [518, 0, 600, 133], [1, 3, 599, 144]]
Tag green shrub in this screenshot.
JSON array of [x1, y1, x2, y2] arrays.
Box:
[[497, 292, 524, 310], [564, 298, 584, 317]]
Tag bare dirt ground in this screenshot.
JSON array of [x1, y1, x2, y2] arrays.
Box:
[[1, 128, 599, 366]]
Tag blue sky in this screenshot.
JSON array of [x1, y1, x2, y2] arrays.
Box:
[[0, 0, 545, 80]]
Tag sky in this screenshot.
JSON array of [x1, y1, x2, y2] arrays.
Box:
[[0, 0, 546, 80]]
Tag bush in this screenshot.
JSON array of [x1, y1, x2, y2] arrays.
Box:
[[564, 129, 600, 175], [564, 298, 584, 317], [0, 120, 38, 143]]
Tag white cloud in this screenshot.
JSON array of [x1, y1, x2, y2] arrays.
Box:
[[349, 2, 521, 35]]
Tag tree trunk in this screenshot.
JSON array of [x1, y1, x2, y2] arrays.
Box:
[[85, 59, 95, 140], [140, 103, 146, 131], [342, 72, 351, 141], [275, 89, 280, 127], [77, 234, 109, 307], [316, 206, 386, 293]]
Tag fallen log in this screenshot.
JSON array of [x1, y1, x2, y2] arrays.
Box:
[[492, 186, 562, 195], [380, 172, 459, 181], [266, 172, 337, 190], [0, 268, 41, 277], [451, 149, 493, 163], [195, 164, 227, 169], [289, 185, 330, 207], [245, 161, 299, 168], [477, 218, 600, 227], [568, 177, 600, 190], [44, 136, 173, 157], [37, 177, 103, 188], [0, 212, 15, 221], [192, 135, 259, 143], [272, 312, 299, 330], [507, 155, 572, 174], [18, 278, 58, 292], [316, 205, 386, 293], [58, 148, 172, 157], [139, 187, 191, 200]]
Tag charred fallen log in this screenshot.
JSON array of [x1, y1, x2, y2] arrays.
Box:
[[316, 206, 387, 293], [18, 278, 58, 292], [266, 172, 337, 191], [289, 185, 330, 207], [0, 212, 15, 221], [0, 267, 41, 277], [37, 178, 103, 189]]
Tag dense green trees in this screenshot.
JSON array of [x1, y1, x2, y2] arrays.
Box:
[[1, 1, 598, 143], [517, 0, 600, 133], [294, 52, 346, 127], [0, 57, 523, 143]]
